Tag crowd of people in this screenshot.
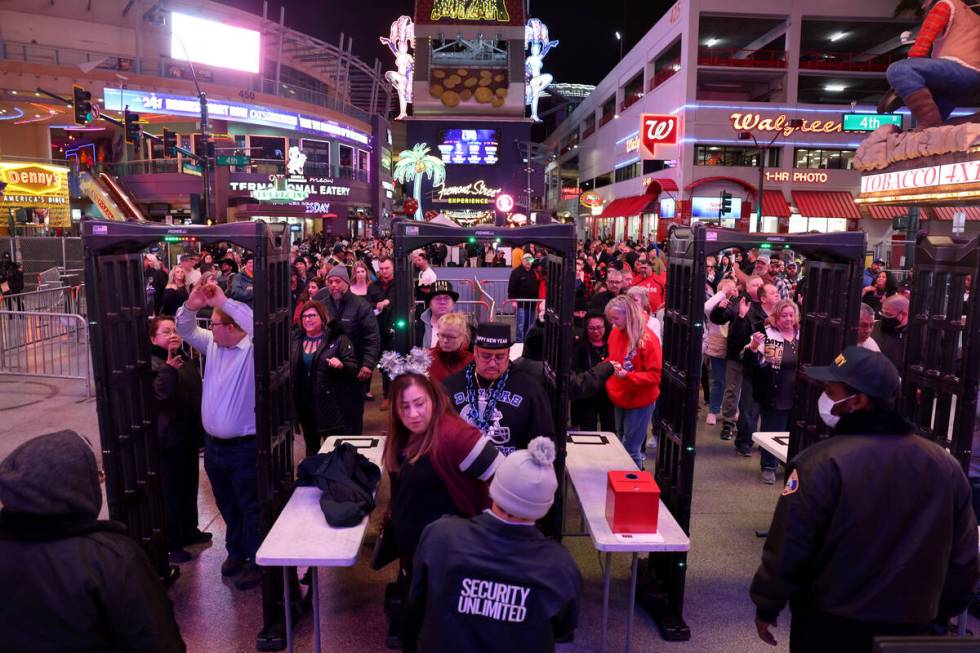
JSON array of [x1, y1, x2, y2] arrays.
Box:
[[2, 230, 979, 653]]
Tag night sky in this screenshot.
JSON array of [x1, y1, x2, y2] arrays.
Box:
[[217, 0, 674, 86]]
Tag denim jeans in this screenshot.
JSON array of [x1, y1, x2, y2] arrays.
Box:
[[515, 304, 535, 343], [708, 356, 727, 414], [886, 58, 980, 121], [204, 436, 260, 560], [615, 402, 657, 469], [736, 375, 759, 453], [721, 360, 743, 423], [759, 407, 790, 472]]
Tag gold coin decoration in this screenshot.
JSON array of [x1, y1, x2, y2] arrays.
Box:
[[427, 67, 509, 107], [442, 90, 461, 107]]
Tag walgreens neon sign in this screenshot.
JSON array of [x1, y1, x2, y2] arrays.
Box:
[[729, 113, 842, 137]]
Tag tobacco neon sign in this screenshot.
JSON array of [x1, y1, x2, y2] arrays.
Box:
[[730, 113, 842, 137]]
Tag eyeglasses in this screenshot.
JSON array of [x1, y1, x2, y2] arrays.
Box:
[[476, 351, 509, 364], [211, 321, 234, 329], [301, 314, 320, 321]]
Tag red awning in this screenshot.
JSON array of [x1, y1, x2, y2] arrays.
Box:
[[792, 191, 862, 219], [762, 190, 791, 218], [599, 195, 657, 218], [685, 175, 757, 194], [931, 206, 980, 221], [646, 177, 679, 193], [867, 205, 910, 220]]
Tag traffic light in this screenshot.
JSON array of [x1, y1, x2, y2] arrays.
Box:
[[162, 129, 178, 158], [124, 109, 141, 151], [72, 85, 93, 125], [720, 191, 732, 215]]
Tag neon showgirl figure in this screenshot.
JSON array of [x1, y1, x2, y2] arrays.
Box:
[[381, 16, 415, 121], [525, 18, 558, 123]]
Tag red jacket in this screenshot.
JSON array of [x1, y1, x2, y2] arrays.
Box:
[[428, 347, 474, 385], [635, 272, 666, 312], [605, 325, 662, 409], [430, 413, 497, 518]]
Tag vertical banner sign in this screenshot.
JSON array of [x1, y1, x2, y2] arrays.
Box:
[[640, 114, 680, 158]]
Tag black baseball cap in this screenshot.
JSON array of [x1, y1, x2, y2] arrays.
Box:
[[803, 346, 900, 401], [474, 322, 512, 350]]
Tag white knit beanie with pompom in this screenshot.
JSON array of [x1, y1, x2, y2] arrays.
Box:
[[489, 436, 558, 520]]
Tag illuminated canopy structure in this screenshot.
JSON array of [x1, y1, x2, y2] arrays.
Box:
[[381, 16, 415, 120], [525, 18, 558, 123]]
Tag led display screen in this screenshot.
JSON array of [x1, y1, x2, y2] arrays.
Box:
[[691, 196, 742, 219], [170, 12, 261, 74], [437, 129, 499, 165]]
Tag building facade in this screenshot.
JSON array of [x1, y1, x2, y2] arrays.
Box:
[[0, 0, 394, 239], [543, 0, 980, 257]]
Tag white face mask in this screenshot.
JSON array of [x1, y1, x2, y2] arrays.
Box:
[[817, 392, 855, 427]]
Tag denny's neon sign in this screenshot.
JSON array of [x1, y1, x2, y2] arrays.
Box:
[[729, 113, 842, 137]]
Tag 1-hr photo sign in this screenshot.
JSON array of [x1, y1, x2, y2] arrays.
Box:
[[639, 114, 680, 158]]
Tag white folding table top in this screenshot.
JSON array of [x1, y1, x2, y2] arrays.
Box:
[[256, 435, 386, 568], [565, 431, 690, 554], [752, 432, 790, 464]]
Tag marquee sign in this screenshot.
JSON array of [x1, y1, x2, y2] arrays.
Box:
[[0, 161, 70, 227], [730, 112, 842, 137], [765, 171, 829, 184], [858, 159, 980, 204], [418, 0, 524, 25], [433, 179, 503, 205], [579, 190, 603, 209], [104, 88, 371, 145], [640, 114, 679, 158]]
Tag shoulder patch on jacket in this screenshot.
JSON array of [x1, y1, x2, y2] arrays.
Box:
[[781, 469, 800, 496]]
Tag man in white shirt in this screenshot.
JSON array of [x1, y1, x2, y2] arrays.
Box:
[[858, 303, 881, 352], [413, 249, 438, 297], [176, 281, 261, 591]]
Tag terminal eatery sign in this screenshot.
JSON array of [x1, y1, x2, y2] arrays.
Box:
[[730, 112, 842, 136], [860, 160, 980, 195]]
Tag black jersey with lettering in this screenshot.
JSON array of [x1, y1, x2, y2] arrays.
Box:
[[406, 512, 581, 653], [443, 365, 554, 456]]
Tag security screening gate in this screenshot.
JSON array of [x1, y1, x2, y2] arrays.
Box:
[[392, 222, 576, 537], [902, 233, 980, 471], [649, 223, 866, 640], [82, 220, 295, 651]]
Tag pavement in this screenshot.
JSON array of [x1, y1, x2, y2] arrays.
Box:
[[0, 373, 975, 652]]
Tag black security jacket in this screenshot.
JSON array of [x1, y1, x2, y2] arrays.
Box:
[[750, 410, 978, 625], [405, 513, 582, 653]]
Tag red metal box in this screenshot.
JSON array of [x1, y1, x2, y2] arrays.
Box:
[[605, 470, 661, 534]]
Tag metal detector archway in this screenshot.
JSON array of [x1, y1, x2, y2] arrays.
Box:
[[82, 220, 294, 651], [902, 233, 980, 471], [650, 223, 866, 640], [392, 222, 577, 536]]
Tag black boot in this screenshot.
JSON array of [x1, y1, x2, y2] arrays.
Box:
[[720, 421, 734, 441]]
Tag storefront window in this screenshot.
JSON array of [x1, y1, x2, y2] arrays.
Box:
[[793, 148, 855, 170], [695, 145, 779, 167], [249, 136, 287, 162], [789, 215, 848, 233], [614, 162, 641, 183], [301, 139, 331, 177], [749, 215, 781, 233], [626, 216, 640, 241], [338, 145, 354, 179]]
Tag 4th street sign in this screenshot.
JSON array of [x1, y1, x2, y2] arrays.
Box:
[[216, 155, 251, 166]]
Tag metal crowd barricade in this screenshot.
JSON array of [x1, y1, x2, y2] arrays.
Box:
[[0, 309, 91, 396], [1, 284, 87, 316]]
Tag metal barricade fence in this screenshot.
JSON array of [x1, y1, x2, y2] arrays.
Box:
[[0, 310, 91, 396], [2, 285, 86, 316]]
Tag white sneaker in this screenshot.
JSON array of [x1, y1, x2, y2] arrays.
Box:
[[705, 413, 717, 426]]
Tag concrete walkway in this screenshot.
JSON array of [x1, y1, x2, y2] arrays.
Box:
[[0, 375, 974, 652]]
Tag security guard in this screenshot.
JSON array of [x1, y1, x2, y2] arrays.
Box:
[[751, 346, 978, 653], [404, 437, 581, 652]]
